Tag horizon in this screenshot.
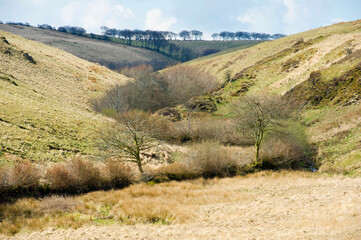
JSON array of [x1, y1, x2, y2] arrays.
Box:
[[0, 0, 360, 40]]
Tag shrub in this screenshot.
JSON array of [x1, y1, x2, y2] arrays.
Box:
[[148, 162, 198, 182], [45, 158, 102, 193], [104, 159, 133, 188], [184, 141, 240, 178], [11, 160, 41, 189], [260, 123, 314, 170], [161, 117, 250, 145]]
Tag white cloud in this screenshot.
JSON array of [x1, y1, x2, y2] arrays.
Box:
[[282, 0, 309, 34], [283, 0, 298, 24], [144, 8, 176, 31], [236, 8, 278, 33], [60, 2, 77, 24], [116, 5, 135, 19], [59, 0, 136, 34]]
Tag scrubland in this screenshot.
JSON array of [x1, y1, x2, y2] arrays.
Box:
[[1, 171, 360, 239], [0, 20, 361, 240]]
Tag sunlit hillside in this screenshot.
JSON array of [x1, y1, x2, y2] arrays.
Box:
[[0, 30, 131, 163], [186, 20, 361, 175]]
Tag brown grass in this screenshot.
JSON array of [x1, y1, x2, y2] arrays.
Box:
[[1, 171, 361, 239]]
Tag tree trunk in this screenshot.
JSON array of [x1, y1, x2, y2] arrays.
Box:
[[187, 108, 191, 136]]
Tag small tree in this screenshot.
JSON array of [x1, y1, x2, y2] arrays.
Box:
[[232, 95, 293, 167], [100, 111, 159, 178]]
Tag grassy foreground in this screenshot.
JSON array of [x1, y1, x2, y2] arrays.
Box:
[[1, 171, 360, 239]]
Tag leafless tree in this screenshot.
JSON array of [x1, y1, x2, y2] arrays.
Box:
[[232, 95, 294, 167], [100, 111, 160, 178]]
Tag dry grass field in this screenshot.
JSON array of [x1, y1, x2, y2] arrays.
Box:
[[1, 171, 360, 239], [0, 24, 176, 70]]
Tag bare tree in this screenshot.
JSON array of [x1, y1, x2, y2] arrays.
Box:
[[161, 65, 217, 106], [232, 95, 294, 167], [100, 111, 159, 178]]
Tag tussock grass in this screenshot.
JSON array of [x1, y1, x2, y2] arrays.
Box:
[[2, 171, 360, 239]]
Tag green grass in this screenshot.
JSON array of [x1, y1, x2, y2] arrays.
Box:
[[186, 20, 361, 175], [0, 30, 130, 163], [170, 40, 263, 57]]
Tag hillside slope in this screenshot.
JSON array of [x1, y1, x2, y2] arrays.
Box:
[[0, 24, 176, 70], [187, 20, 361, 175], [0, 30, 131, 163]]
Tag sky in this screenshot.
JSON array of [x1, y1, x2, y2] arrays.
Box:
[[0, 0, 360, 39]]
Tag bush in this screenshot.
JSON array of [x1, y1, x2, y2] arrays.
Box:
[[104, 160, 133, 188], [260, 123, 314, 170], [11, 160, 41, 189], [183, 141, 240, 178], [45, 158, 102, 193], [159, 117, 250, 145], [147, 162, 198, 182], [0, 160, 41, 201]]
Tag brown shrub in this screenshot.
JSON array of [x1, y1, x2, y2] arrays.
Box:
[[104, 160, 133, 188], [184, 142, 240, 178], [0, 161, 42, 194], [163, 117, 250, 145], [119, 64, 154, 79], [148, 162, 198, 182], [260, 138, 313, 170], [45, 158, 102, 193]]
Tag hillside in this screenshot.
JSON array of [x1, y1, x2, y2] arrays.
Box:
[[186, 20, 361, 175], [0, 30, 131, 163], [170, 39, 264, 58], [0, 24, 176, 70]]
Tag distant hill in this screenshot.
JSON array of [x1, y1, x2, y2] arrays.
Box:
[[0, 24, 176, 70], [170, 40, 264, 59], [0, 30, 131, 163], [185, 20, 361, 175]]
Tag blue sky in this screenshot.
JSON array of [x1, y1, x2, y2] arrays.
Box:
[[1, 0, 360, 39]]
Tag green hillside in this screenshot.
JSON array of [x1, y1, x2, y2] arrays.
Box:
[[0, 24, 176, 70], [0, 30, 131, 164], [170, 40, 264, 58], [186, 20, 361, 175]]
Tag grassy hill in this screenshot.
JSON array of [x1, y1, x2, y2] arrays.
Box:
[[170, 39, 264, 58], [0, 24, 176, 70], [0, 30, 131, 164], [186, 20, 361, 175]]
